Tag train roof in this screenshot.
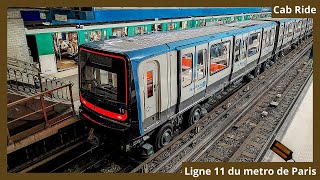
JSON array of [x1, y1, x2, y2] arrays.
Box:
[[224, 19, 275, 28], [257, 17, 297, 23], [81, 20, 276, 62]]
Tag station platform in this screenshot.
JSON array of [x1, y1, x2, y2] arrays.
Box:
[[263, 78, 313, 162]]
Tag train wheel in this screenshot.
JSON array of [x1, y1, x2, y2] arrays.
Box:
[[154, 123, 173, 150], [187, 105, 202, 127]]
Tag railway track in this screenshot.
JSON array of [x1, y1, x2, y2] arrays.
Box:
[[18, 37, 312, 173], [131, 37, 313, 173], [29, 138, 140, 173]]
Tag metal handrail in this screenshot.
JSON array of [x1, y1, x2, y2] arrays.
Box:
[[7, 67, 74, 101], [7, 83, 75, 143]]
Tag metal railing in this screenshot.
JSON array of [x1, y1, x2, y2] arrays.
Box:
[[7, 83, 75, 144], [7, 57, 40, 74], [7, 67, 74, 101]]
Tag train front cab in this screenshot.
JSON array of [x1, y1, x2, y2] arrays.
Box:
[[77, 47, 142, 149]]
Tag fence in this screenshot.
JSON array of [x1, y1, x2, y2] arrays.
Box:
[[7, 83, 75, 144]]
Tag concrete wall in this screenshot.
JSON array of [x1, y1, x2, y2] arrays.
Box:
[[7, 9, 32, 63]]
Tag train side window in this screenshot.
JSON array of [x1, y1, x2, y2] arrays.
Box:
[[210, 41, 230, 75], [181, 53, 193, 87], [136, 26, 145, 35], [147, 71, 153, 98], [248, 32, 261, 57], [234, 39, 241, 62], [197, 49, 207, 80]]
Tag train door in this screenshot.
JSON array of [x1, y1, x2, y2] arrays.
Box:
[[143, 61, 159, 120], [179, 47, 195, 111], [277, 24, 285, 51], [246, 30, 261, 73], [231, 34, 248, 81], [194, 44, 208, 100]]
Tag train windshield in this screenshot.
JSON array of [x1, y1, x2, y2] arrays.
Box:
[[79, 49, 127, 104]]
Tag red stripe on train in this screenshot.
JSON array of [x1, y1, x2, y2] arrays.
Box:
[[80, 94, 127, 121]]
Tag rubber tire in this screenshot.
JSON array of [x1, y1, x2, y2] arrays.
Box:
[[260, 62, 267, 73], [252, 66, 260, 78], [187, 104, 202, 127], [154, 123, 174, 150]]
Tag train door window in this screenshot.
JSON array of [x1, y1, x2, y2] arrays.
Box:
[[234, 39, 241, 62], [84, 32, 88, 43], [104, 30, 107, 40], [248, 32, 261, 57], [267, 29, 272, 47], [210, 41, 230, 75], [278, 26, 283, 43], [262, 30, 268, 49], [269, 28, 274, 46], [147, 70, 153, 98], [197, 49, 207, 80], [241, 37, 248, 59], [181, 53, 193, 87]]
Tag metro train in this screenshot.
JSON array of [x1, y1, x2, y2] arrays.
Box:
[[78, 18, 313, 152]]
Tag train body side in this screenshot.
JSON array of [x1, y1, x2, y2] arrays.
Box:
[[78, 18, 312, 150], [130, 21, 279, 136]]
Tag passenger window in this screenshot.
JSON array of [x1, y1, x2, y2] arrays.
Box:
[[197, 49, 207, 80], [248, 32, 261, 57], [147, 71, 153, 98], [136, 26, 145, 35], [181, 53, 193, 87], [210, 41, 230, 75], [168, 23, 176, 31], [234, 39, 241, 62]]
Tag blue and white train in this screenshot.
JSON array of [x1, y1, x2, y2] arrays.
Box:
[[78, 18, 313, 151]]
